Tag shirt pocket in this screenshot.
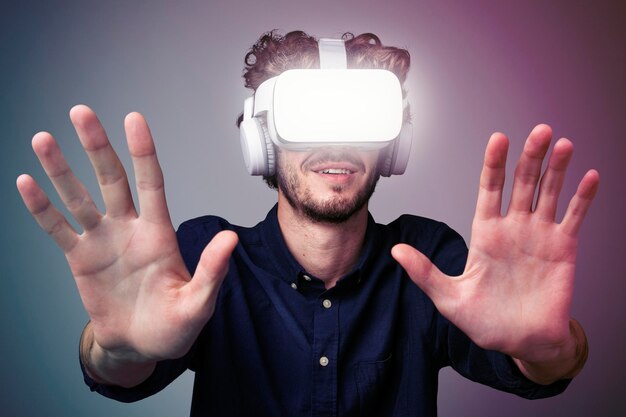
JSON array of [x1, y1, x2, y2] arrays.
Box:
[[354, 354, 393, 415]]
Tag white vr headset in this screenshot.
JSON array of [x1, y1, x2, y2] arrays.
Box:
[[239, 38, 412, 177]]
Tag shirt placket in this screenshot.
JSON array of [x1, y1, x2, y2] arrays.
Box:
[[311, 292, 340, 417]]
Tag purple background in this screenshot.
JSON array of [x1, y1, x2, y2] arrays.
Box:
[[2, 1, 624, 416]]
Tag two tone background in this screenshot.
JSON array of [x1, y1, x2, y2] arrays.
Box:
[[2, 1, 625, 416]]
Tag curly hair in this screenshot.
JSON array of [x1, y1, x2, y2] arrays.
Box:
[[240, 30, 411, 188]]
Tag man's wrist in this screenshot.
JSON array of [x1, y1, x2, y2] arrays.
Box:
[[79, 320, 112, 385], [559, 318, 589, 379], [79, 321, 156, 388], [513, 318, 589, 385]]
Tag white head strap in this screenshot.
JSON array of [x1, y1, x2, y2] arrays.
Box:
[[318, 38, 347, 69]]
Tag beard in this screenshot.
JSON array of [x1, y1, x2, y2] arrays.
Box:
[[276, 149, 381, 224]]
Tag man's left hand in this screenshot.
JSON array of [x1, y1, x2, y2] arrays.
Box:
[[392, 124, 599, 383]]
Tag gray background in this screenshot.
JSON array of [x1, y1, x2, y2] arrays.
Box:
[[2, 0, 624, 416]]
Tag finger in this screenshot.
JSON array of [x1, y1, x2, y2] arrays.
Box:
[[534, 138, 574, 221], [391, 244, 455, 308], [124, 112, 170, 224], [507, 124, 552, 214], [475, 132, 509, 220], [69, 105, 136, 218], [31, 131, 102, 230], [560, 169, 600, 236], [185, 231, 239, 319], [16, 174, 79, 251]]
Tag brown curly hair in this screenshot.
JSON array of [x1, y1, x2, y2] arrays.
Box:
[[240, 30, 411, 188]]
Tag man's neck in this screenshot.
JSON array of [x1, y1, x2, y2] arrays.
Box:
[[276, 196, 369, 289]]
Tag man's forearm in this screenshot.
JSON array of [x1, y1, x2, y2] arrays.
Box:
[[512, 318, 589, 385], [79, 321, 157, 388]]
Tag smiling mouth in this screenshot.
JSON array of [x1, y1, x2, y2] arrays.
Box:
[[318, 168, 354, 175], [304, 149, 365, 174]]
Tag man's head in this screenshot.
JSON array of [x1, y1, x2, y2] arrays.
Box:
[[240, 30, 411, 222]]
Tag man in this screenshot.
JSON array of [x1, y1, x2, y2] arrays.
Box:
[[16, 31, 598, 416]]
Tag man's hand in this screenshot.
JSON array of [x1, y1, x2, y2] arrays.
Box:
[[17, 105, 238, 383], [392, 124, 599, 383]]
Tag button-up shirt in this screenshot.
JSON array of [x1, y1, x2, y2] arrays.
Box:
[[83, 205, 569, 416]]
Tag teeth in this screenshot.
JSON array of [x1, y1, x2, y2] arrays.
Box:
[[320, 168, 352, 174]]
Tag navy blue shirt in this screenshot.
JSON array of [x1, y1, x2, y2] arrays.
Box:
[[83, 205, 569, 416]]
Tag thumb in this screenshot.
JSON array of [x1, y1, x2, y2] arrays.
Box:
[[391, 243, 455, 305], [185, 230, 239, 318]]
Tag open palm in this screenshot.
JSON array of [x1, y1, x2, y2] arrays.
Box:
[[393, 125, 599, 364], [17, 105, 238, 362]]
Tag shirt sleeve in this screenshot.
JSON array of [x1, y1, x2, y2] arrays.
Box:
[[81, 356, 190, 403], [432, 315, 571, 399]]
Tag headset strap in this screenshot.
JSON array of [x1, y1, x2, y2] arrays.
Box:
[[318, 38, 347, 69]]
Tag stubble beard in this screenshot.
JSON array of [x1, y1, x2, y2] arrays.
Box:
[[276, 150, 381, 224]]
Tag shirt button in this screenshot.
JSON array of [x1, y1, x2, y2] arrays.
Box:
[[322, 299, 332, 309], [319, 356, 329, 367], [303, 274, 312, 281], [291, 283, 298, 290]]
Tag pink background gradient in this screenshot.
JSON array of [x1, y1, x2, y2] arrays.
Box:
[[2, 1, 624, 415]]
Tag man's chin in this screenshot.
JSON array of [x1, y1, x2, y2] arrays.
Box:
[[276, 155, 380, 224], [299, 197, 366, 224]]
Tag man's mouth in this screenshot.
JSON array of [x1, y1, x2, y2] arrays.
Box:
[[303, 149, 365, 174], [317, 168, 354, 175]]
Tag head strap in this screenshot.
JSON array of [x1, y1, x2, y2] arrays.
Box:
[[318, 38, 347, 69]]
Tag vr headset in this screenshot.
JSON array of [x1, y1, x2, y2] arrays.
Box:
[[239, 38, 412, 177]]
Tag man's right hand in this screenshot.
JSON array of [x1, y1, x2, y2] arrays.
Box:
[[16, 105, 238, 385]]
